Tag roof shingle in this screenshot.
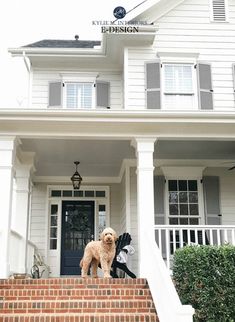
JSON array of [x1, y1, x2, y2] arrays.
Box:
[[23, 39, 101, 49]]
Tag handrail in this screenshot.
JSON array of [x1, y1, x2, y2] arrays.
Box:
[[144, 231, 194, 322]]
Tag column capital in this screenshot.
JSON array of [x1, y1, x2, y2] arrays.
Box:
[[0, 136, 21, 151], [131, 137, 157, 152]]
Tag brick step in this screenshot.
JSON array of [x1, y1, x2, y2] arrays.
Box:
[[0, 278, 146, 287], [0, 312, 159, 322], [0, 288, 152, 300], [0, 299, 156, 314]]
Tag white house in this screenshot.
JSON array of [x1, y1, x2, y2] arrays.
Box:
[[1, 0, 235, 321]]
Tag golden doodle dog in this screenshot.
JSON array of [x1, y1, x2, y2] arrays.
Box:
[[80, 227, 117, 278]]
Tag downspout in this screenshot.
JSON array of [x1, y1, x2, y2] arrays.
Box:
[[23, 51, 32, 108]]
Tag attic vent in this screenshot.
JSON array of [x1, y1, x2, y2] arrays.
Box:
[[212, 0, 227, 22]]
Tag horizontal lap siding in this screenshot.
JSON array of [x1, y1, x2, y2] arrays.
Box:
[[30, 184, 47, 258], [127, 0, 235, 111], [32, 71, 123, 109]]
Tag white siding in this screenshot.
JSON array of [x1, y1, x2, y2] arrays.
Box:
[[31, 70, 123, 110], [30, 184, 47, 259], [127, 0, 235, 111]]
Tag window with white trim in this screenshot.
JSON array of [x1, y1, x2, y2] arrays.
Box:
[[162, 64, 197, 109], [167, 179, 201, 225], [65, 82, 93, 109]]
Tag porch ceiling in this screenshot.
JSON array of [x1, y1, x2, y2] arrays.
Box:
[[20, 138, 135, 177], [20, 138, 235, 178]]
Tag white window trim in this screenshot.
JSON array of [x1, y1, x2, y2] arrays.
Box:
[[210, 0, 229, 23], [61, 73, 97, 109], [63, 82, 96, 109], [164, 178, 205, 225], [160, 61, 198, 110], [161, 167, 206, 225]]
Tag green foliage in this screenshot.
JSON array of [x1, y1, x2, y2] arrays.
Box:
[[173, 244, 235, 322]]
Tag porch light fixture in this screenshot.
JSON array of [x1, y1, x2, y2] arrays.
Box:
[[71, 161, 83, 189]]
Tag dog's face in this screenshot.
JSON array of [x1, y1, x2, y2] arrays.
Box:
[[100, 227, 118, 244]]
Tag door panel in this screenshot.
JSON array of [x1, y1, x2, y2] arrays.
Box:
[[61, 201, 94, 275]]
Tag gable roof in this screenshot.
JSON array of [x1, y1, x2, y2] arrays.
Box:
[[23, 39, 101, 49]]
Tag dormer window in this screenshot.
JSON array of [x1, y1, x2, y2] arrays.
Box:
[[211, 0, 228, 22]]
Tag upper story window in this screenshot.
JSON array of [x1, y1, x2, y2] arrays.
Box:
[[48, 78, 110, 109], [145, 61, 213, 110], [210, 0, 228, 22], [162, 64, 196, 109], [65, 83, 93, 108]]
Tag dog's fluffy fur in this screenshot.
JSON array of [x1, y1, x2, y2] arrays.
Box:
[[80, 227, 117, 278]]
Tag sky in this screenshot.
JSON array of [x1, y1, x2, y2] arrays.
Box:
[[0, 0, 142, 108]]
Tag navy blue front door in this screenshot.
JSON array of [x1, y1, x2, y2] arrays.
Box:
[[61, 201, 94, 275]]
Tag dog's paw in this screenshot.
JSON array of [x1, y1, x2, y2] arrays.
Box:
[[103, 274, 112, 278]]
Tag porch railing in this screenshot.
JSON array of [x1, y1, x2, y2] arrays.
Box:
[[9, 229, 37, 275], [154, 225, 235, 270]]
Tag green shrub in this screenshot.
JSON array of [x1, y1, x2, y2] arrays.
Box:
[[173, 244, 235, 322]]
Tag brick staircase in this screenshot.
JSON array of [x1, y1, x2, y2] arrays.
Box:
[[0, 278, 159, 322]]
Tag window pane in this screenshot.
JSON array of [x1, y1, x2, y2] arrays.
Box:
[[51, 190, 61, 197], [169, 192, 178, 203], [63, 190, 73, 197], [190, 204, 199, 216], [85, 190, 95, 197], [189, 192, 198, 203], [179, 192, 188, 203], [169, 218, 178, 225], [179, 218, 188, 225], [168, 180, 177, 191], [51, 204, 58, 215], [180, 204, 188, 216], [50, 239, 57, 249], [96, 191, 106, 197], [189, 218, 199, 225], [179, 180, 187, 191], [74, 190, 83, 197], [169, 204, 179, 216], [50, 216, 57, 226], [50, 228, 57, 238], [188, 180, 197, 191]]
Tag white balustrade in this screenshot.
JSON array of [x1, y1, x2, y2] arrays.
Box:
[[9, 229, 36, 275], [155, 225, 235, 270]]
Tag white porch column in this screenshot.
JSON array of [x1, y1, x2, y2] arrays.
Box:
[[0, 137, 17, 278], [13, 154, 34, 273], [133, 138, 156, 277]]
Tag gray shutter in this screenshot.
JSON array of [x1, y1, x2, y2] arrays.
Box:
[[145, 62, 161, 109], [154, 176, 166, 258], [48, 81, 63, 107], [198, 63, 213, 110], [203, 176, 221, 225], [154, 176, 165, 224], [96, 81, 110, 108]]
